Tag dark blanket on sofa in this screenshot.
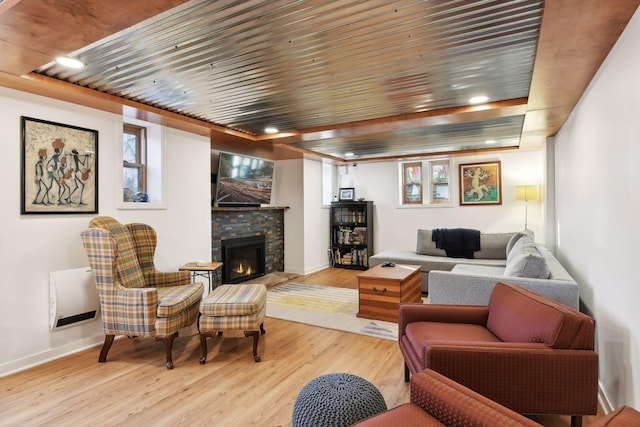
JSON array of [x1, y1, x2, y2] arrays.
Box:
[[432, 228, 481, 258]]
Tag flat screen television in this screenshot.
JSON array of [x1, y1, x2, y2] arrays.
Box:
[[215, 152, 275, 206]]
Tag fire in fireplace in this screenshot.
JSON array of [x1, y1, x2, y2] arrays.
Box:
[[221, 235, 266, 283]]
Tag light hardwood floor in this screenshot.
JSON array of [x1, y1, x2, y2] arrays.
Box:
[[1, 268, 601, 426]]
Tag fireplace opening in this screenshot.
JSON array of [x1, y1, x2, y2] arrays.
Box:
[[221, 235, 266, 283]]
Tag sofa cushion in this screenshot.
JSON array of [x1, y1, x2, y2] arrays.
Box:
[[200, 284, 266, 317], [156, 282, 205, 318], [406, 322, 501, 358], [486, 283, 595, 349], [416, 229, 447, 256], [504, 235, 550, 279], [474, 232, 515, 259], [506, 234, 535, 264], [370, 251, 506, 273], [503, 250, 550, 279], [417, 229, 515, 259], [505, 230, 533, 257]]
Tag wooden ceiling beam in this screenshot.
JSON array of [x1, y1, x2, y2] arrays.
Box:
[[266, 99, 528, 146], [522, 0, 640, 148], [0, 0, 193, 75]]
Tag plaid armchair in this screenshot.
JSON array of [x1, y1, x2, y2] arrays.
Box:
[[81, 216, 203, 369]]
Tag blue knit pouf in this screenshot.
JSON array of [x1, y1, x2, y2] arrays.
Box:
[[292, 373, 387, 427]]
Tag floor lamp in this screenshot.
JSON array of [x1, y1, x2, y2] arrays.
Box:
[[515, 185, 540, 230]]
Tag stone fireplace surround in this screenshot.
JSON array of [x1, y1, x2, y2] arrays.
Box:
[[211, 207, 287, 279]]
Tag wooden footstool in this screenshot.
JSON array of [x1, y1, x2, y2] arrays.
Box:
[[198, 284, 267, 363]]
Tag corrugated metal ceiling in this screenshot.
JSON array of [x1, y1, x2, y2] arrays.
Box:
[[35, 0, 543, 160]]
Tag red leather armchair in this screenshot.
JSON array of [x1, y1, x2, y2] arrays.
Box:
[[398, 282, 598, 426], [354, 369, 640, 427], [354, 369, 539, 426]]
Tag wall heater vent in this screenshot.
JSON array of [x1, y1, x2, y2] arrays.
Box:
[[49, 267, 100, 331]]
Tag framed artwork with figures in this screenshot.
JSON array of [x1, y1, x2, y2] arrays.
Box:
[[21, 116, 98, 214], [459, 161, 501, 206]]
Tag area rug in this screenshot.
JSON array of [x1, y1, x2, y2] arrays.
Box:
[[266, 282, 397, 341]]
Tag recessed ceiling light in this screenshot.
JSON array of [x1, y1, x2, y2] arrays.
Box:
[[264, 126, 279, 134], [469, 95, 489, 105], [345, 152, 355, 158], [55, 56, 85, 69], [485, 139, 496, 144]]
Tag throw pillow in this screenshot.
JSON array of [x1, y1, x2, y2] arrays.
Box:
[[506, 234, 536, 265], [503, 248, 550, 279], [505, 230, 534, 258]]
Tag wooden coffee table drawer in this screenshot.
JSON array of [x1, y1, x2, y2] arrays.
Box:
[[356, 264, 422, 323]]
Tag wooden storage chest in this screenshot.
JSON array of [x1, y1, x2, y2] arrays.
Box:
[[356, 264, 422, 322]]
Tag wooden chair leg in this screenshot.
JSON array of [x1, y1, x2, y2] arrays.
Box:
[[98, 335, 115, 363], [199, 334, 209, 365], [244, 330, 261, 362], [571, 415, 583, 427], [156, 332, 178, 370], [259, 322, 266, 335]]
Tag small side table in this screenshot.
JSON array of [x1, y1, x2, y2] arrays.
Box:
[[356, 264, 422, 322], [179, 262, 223, 292]]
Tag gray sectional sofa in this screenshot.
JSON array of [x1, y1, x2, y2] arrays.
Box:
[[368, 229, 579, 309]]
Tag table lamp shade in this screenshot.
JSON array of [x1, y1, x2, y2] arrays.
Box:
[[515, 185, 540, 202]]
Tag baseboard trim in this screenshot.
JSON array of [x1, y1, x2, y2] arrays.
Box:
[[285, 262, 332, 276], [0, 335, 103, 378], [598, 380, 615, 415]]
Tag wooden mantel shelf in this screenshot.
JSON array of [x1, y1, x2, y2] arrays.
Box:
[[212, 206, 290, 212]]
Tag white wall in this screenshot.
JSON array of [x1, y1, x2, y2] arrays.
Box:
[[344, 150, 546, 254], [275, 159, 305, 274], [292, 150, 546, 276], [554, 7, 640, 409], [303, 159, 330, 273], [273, 158, 330, 275], [0, 87, 212, 376]]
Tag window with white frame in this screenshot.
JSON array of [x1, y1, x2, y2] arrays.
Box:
[[119, 118, 165, 209], [123, 124, 146, 197], [399, 158, 452, 206]]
